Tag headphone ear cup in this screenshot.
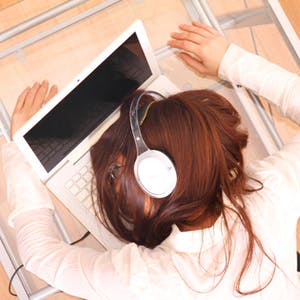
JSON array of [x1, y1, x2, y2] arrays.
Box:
[[134, 150, 177, 198], [129, 90, 177, 198]]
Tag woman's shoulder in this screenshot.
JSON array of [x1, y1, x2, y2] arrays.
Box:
[[245, 151, 300, 222], [247, 130, 300, 194]]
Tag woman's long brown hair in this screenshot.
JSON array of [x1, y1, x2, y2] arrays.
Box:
[[90, 89, 275, 295]]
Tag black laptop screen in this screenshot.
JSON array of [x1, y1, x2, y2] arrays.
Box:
[[24, 33, 152, 172]]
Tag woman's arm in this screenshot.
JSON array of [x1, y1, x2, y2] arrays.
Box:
[[1, 140, 106, 298], [2, 143, 137, 299], [2, 81, 142, 298], [169, 21, 300, 215], [2, 82, 58, 226], [13, 209, 136, 299], [216, 44, 300, 197], [168, 21, 300, 124], [2, 142, 55, 226], [218, 44, 300, 124]]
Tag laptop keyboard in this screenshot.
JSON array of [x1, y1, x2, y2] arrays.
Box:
[[64, 162, 99, 215]]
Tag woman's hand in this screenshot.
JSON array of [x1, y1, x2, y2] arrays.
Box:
[[11, 80, 58, 137], [168, 21, 230, 76]]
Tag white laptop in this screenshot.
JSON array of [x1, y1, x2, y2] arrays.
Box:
[[13, 20, 179, 249]]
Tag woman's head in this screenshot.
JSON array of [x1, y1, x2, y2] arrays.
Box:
[[90, 89, 249, 248]]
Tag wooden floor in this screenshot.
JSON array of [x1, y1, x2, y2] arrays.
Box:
[[279, 0, 300, 38], [0, 0, 22, 10], [0, 0, 299, 299]]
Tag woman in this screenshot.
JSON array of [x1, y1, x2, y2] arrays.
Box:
[[3, 22, 300, 299]]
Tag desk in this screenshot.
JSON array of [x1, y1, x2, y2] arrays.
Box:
[[0, 1, 299, 299]]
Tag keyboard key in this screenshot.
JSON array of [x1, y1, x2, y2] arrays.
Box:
[[77, 189, 90, 202], [64, 166, 98, 216], [65, 180, 73, 189], [69, 185, 80, 195], [84, 172, 93, 182], [80, 166, 88, 175], [77, 178, 86, 188], [72, 174, 81, 182]]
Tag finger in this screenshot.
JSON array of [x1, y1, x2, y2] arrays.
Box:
[[170, 31, 205, 45], [14, 87, 30, 112], [45, 85, 58, 103], [168, 39, 202, 56], [25, 82, 40, 105], [177, 52, 207, 74], [191, 21, 220, 35], [178, 23, 214, 38], [32, 80, 49, 109]]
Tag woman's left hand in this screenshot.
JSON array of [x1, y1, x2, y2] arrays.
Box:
[[168, 21, 230, 77], [11, 80, 58, 137]]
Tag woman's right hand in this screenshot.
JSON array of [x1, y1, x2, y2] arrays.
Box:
[[168, 21, 230, 77], [11, 80, 58, 137]]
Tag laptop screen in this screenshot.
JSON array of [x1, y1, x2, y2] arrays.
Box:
[[24, 33, 152, 172]]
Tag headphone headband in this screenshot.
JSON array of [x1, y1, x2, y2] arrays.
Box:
[[129, 91, 177, 198], [129, 91, 165, 155]]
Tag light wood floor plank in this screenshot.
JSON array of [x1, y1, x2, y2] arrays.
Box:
[[0, 0, 22, 10], [279, 0, 300, 38]]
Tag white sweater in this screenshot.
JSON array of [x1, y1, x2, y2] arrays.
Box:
[[2, 44, 300, 299]]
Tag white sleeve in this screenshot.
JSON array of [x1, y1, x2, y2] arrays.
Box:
[[2, 142, 54, 227], [1, 142, 114, 298], [218, 44, 300, 124], [2, 142, 144, 298], [14, 209, 141, 299], [219, 44, 300, 215]]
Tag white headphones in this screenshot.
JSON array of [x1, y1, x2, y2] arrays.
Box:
[[129, 91, 177, 198]]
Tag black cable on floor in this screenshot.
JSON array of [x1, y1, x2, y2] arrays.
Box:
[[70, 231, 90, 245], [8, 264, 24, 296]]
